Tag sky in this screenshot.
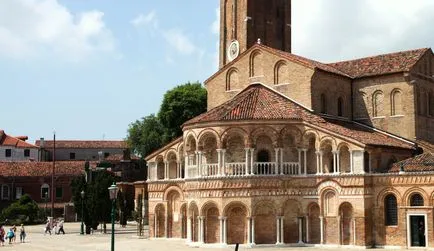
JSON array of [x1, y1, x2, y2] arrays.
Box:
[[1, 0, 434, 143]]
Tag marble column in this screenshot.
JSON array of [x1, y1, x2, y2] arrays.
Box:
[[305, 216, 310, 243], [200, 216, 205, 243], [216, 149, 222, 176], [245, 148, 250, 175], [298, 148, 302, 175], [164, 161, 169, 180], [276, 216, 281, 244], [274, 148, 279, 175], [280, 216, 284, 244], [198, 151, 203, 177], [251, 217, 256, 245], [187, 217, 192, 242], [165, 214, 168, 238], [219, 217, 224, 244], [303, 149, 307, 175], [222, 149, 227, 176], [336, 151, 340, 174], [350, 151, 354, 173], [280, 148, 284, 174], [298, 217, 303, 244], [332, 151, 337, 174], [250, 148, 254, 175], [184, 156, 189, 179], [319, 216, 324, 244], [223, 217, 227, 244], [197, 216, 202, 243], [247, 217, 251, 244]]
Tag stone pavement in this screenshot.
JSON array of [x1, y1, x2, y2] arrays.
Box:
[[0, 222, 394, 251]]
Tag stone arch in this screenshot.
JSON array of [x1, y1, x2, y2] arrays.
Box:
[[221, 127, 248, 148], [250, 127, 279, 147], [163, 186, 185, 201], [390, 88, 403, 116], [197, 129, 221, 148], [250, 50, 263, 77], [253, 200, 277, 244], [156, 155, 165, 180], [274, 60, 289, 85], [377, 187, 402, 207], [164, 149, 178, 162], [201, 201, 220, 244], [226, 67, 239, 91], [307, 202, 320, 244], [282, 199, 301, 243], [337, 143, 351, 173], [165, 151, 178, 179], [188, 201, 200, 242], [198, 130, 220, 168], [177, 144, 185, 178], [222, 128, 249, 163], [155, 203, 166, 238], [322, 189, 338, 217], [166, 189, 183, 238], [280, 126, 303, 146], [320, 138, 336, 173], [372, 90, 384, 117], [225, 202, 248, 244], [280, 126, 303, 163], [303, 130, 319, 174], [339, 202, 353, 245], [403, 188, 428, 206]]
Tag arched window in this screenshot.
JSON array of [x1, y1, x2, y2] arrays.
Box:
[[373, 91, 384, 117], [410, 193, 424, 206], [1, 185, 9, 200], [257, 150, 270, 162], [391, 89, 403, 116], [384, 194, 398, 226], [41, 183, 50, 199], [274, 61, 289, 85], [337, 97, 344, 116], [226, 68, 238, 91], [320, 94, 327, 114], [250, 51, 263, 77]]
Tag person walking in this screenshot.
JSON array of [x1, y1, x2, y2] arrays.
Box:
[[11, 225, 16, 243], [0, 225, 5, 246], [19, 224, 26, 243], [44, 221, 51, 235], [6, 228, 14, 244], [58, 220, 65, 235]]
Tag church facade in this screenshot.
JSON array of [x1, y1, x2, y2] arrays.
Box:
[[140, 0, 434, 248]]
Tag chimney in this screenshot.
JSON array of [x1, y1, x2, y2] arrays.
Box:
[[39, 137, 45, 148]]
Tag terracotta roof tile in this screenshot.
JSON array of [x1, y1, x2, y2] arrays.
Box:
[[184, 84, 413, 149], [417, 140, 434, 154], [0, 161, 85, 177], [389, 153, 434, 173], [35, 140, 127, 149], [0, 131, 38, 149], [328, 48, 429, 78]]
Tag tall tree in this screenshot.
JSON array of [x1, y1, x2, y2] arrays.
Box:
[[158, 82, 207, 141], [127, 114, 165, 158]]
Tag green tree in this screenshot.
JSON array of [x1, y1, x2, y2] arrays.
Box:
[[71, 166, 116, 234], [1, 194, 39, 223], [127, 114, 165, 158], [158, 82, 207, 141]]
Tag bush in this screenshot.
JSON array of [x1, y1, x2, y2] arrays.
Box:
[[1, 194, 40, 224]]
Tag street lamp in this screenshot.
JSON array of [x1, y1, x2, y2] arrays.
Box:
[[108, 183, 119, 251], [80, 190, 85, 235], [44, 191, 48, 219]]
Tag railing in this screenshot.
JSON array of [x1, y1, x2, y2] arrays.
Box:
[[253, 162, 277, 175], [281, 162, 300, 175], [187, 165, 198, 178], [224, 163, 246, 176], [201, 163, 219, 177]]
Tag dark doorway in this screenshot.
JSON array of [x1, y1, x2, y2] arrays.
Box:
[[257, 150, 270, 162], [410, 215, 426, 247]]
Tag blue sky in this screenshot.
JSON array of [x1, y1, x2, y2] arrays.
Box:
[[1, 0, 434, 142]]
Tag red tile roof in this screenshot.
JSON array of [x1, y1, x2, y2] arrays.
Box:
[[389, 153, 434, 173], [0, 130, 38, 149], [328, 48, 429, 78], [417, 140, 434, 154], [0, 161, 85, 177], [35, 140, 127, 149], [184, 84, 414, 149], [105, 153, 140, 162]]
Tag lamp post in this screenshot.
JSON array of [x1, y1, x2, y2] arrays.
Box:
[[44, 191, 48, 219], [80, 190, 85, 235], [108, 183, 119, 251]]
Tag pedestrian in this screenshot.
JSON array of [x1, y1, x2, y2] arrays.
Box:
[[11, 225, 16, 243], [53, 220, 58, 234], [19, 224, 26, 243], [44, 220, 51, 235], [58, 219, 65, 235], [6, 228, 14, 244], [0, 225, 5, 246]]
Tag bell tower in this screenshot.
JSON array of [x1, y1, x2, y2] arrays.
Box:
[[219, 0, 291, 68]]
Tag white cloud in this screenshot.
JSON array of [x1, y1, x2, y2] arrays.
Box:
[[211, 8, 220, 35], [293, 0, 434, 62], [0, 0, 115, 61], [130, 10, 158, 29], [163, 29, 197, 55]]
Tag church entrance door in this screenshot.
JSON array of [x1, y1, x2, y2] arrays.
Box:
[[407, 214, 426, 247]]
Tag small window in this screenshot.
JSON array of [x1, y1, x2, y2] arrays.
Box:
[[337, 97, 343, 116], [24, 149, 30, 157], [15, 187, 23, 200], [104, 152, 110, 158], [385, 194, 398, 226], [41, 184, 50, 199], [5, 149, 11, 158], [55, 187, 63, 199], [410, 193, 424, 207], [70, 152, 76, 160], [1, 185, 10, 200], [320, 94, 327, 114]]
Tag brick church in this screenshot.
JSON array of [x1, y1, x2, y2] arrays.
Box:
[[139, 0, 434, 248]]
